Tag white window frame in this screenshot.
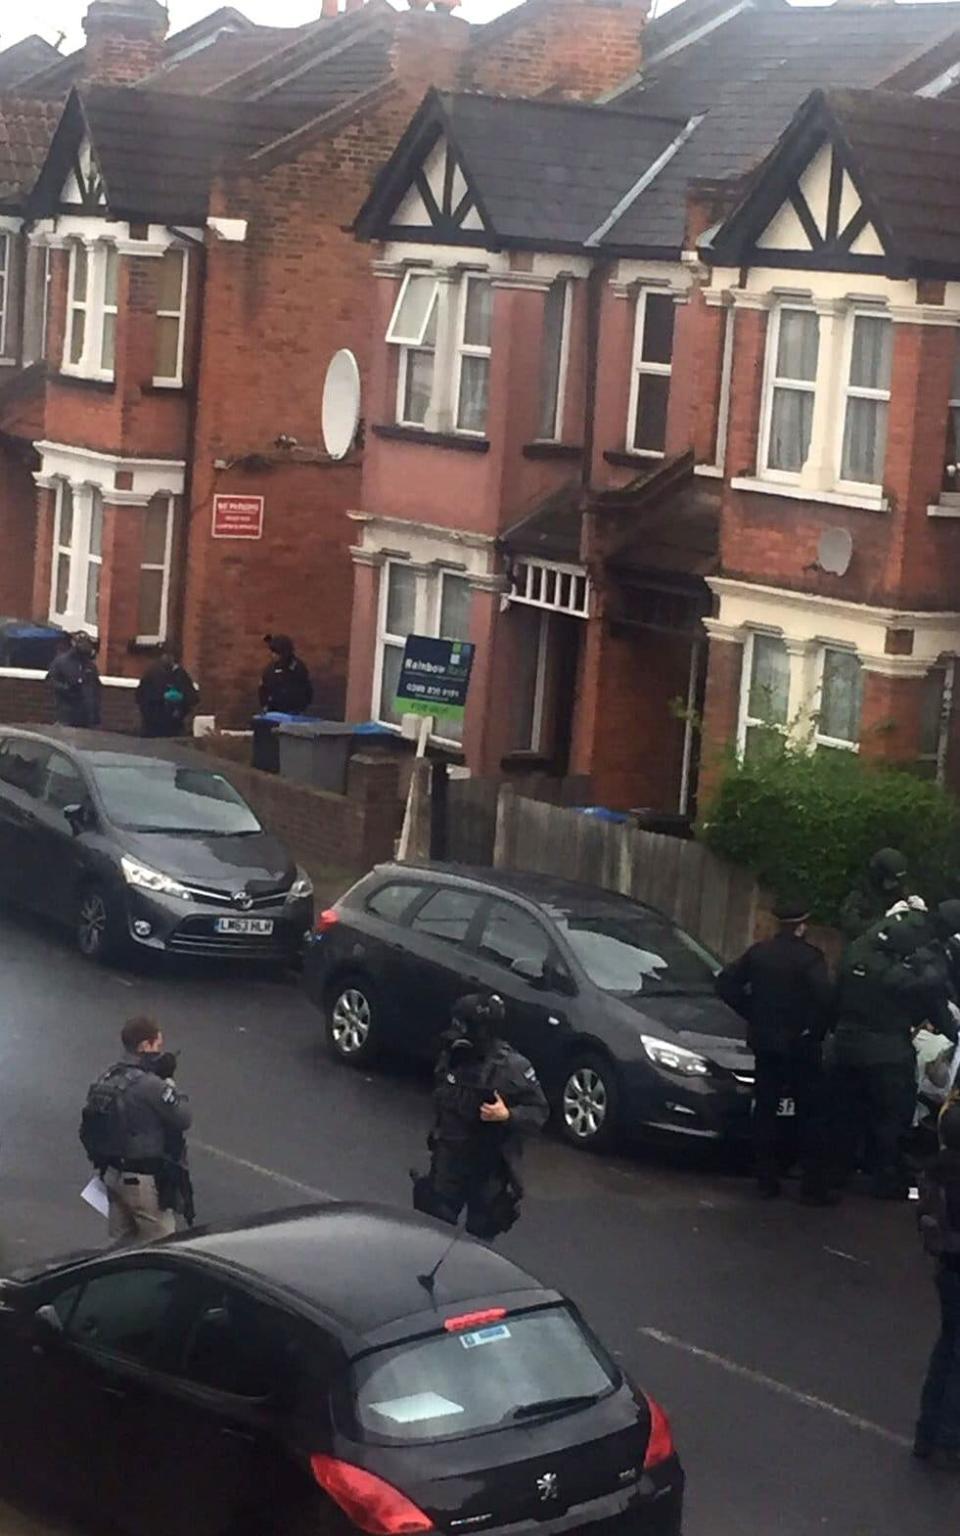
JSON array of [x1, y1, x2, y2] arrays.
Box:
[[813, 645, 862, 753], [387, 268, 441, 430], [136, 495, 176, 644], [40, 244, 51, 360], [836, 308, 892, 495], [83, 490, 104, 629], [536, 277, 572, 443], [514, 608, 550, 754], [452, 274, 492, 438], [626, 286, 675, 458], [736, 630, 791, 759], [704, 304, 734, 472], [62, 241, 120, 383], [152, 247, 189, 387], [431, 568, 472, 747], [50, 480, 75, 627], [372, 559, 428, 730], [0, 232, 10, 361], [759, 303, 819, 483], [48, 481, 105, 635]]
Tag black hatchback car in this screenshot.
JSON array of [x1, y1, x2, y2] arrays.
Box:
[[304, 864, 755, 1149], [0, 1205, 684, 1536], [0, 727, 313, 963]]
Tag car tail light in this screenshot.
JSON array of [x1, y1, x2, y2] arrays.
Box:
[[311, 1456, 434, 1535], [640, 1393, 675, 1470], [443, 1307, 507, 1333], [315, 908, 340, 934]]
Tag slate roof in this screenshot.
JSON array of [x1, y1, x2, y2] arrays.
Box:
[[598, 0, 960, 251], [0, 36, 62, 89], [0, 96, 60, 208], [501, 481, 585, 562], [143, 28, 312, 95], [357, 90, 686, 250]]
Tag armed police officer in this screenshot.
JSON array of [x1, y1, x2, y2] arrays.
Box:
[[413, 993, 548, 1241], [839, 847, 926, 939], [717, 897, 834, 1202], [833, 920, 954, 1199], [81, 1016, 193, 1244]]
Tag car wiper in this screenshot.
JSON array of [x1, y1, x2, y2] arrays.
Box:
[[510, 1393, 600, 1420]]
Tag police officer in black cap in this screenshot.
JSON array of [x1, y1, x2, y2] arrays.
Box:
[[413, 992, 549, 1241], [839, 847, 925, 939], [717, 896, 834, 1201]]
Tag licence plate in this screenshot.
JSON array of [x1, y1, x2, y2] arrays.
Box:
[[214, 917, 274, 936], [777, 1097, 796, 1118]]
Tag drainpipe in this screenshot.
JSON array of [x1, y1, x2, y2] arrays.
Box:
[[168, 225, 207, 664], [581, 258, 609, 494]]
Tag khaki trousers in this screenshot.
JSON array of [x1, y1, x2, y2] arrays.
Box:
[[104, 1168, 176, 1245]]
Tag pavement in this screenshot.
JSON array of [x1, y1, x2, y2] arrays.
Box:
[[0, 901, 958, 1535]]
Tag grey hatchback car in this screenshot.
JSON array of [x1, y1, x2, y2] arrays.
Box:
[[304, 863, 755, 1149]]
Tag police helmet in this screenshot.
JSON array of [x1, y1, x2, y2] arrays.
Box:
[[868, 847, 909, 892], [877, 918, 924, 961], [451, 992, 505, 1033], [937, 899, 960, 941]]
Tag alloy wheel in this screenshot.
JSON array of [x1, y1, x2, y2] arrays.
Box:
[[330, 988, 372, 1055], [563, 1066, 608, 1141], [78, 891, 108, 958]]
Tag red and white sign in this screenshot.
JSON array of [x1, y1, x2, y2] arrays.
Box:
[[212, 495, 264, 540]]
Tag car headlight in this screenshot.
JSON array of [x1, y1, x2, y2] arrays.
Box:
[[287, 869, 314, 902], [121, 856, 193, 902], [641, 1034, 710, 1076]]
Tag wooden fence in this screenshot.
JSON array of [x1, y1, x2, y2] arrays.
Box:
[[493, 786, 760, 960]]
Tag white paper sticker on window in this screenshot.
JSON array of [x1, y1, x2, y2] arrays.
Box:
[[369, 1392, 465, 1424], [460, 1324, 512, 1350]]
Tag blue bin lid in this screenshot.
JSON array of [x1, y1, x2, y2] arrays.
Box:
[[256, 712, 318, 724], [274, 718, 399, 738], [573, 806, 629, 823], [0, 620, 66, 641]]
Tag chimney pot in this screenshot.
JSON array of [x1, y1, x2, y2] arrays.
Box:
[[321, 0, 339, 15]]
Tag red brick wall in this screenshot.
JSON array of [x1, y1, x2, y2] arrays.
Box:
[[698, 637, 742, 813], [467, 0, 649, 100], [0, 450, 38, 617], [0, 673, 139, 731], [860, 671, 926, 764]]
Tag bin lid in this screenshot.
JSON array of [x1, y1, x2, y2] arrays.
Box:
[[256, 712, 318, 725], [276, 719, 398, 739], [0, 619, 66, 641], [573, 806, 629, 823]]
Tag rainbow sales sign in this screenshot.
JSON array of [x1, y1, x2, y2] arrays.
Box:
[[395, 635, 475, 722]]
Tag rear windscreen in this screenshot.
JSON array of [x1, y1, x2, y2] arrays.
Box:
[[350, 1306, 617, 1444]]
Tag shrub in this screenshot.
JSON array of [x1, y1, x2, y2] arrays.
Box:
[[701, 743, 960, 924]]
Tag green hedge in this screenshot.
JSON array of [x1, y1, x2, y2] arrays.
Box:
[[701, 743, 960, 924]]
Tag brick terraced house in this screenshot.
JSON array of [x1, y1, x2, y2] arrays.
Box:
[[0, 0, 644, 723], [348, 0, 960, 814]]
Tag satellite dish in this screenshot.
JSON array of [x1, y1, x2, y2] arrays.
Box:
[[321, 349, 361, 460], [817, 526, 853, 577]]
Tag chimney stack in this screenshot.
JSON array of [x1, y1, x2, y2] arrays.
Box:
[[82, 0, 168, 84]]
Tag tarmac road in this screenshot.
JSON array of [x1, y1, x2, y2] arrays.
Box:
[[0, 901, 958, 1534]]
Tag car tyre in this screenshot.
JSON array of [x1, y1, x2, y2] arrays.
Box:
[[558, 1052, 620, 1151], [76, 883, 125, 965], [325, 972, 382, 1066]]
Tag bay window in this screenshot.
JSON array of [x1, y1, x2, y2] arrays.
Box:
[[627, 288, 675, 455], [374, 561, 473, 741], [138, 495, 176, 643], [537, 278, 572, 442], [0, 232, 9, 359], [815, 648, 862, 750], [23, 243, 51, 365], [385, 268, 493, 437], [49, 482, 106, 634], [454, 276, 492, 435], [840, 313, 892, 487], [64, 241, 121, 381], [762, 306, 819, 475], [739, 632, 789, 761], [153, 248, 188, 385], [387, 270, 440, 428]]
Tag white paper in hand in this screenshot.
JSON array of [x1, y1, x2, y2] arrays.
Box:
[[81, 1176, 109, 1219]]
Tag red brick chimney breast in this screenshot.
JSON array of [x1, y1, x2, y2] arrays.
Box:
[[82, 0, 168, 85]]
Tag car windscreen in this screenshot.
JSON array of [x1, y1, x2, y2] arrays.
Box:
[[91, 762, 261, 835], [349, 1306, 617, 1445], [547, 902, 719, 996]]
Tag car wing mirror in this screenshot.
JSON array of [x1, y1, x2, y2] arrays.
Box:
[[510, 956, 546, 986], [34, 1304, 64, 1335]]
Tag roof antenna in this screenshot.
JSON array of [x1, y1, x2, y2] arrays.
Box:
[[417, 1223, 464, 1305]]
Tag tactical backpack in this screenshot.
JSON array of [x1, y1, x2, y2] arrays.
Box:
[[79, 1063, 141, 1170], [917, 1168, 960, 1258]]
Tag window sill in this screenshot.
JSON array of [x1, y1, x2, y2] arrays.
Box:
[[604, 448, 665, 468], [694, 464, 724, 480], [0, 357, 16, 369], [53, 372, 116, 394], [730, 476, 888, 513], [522, 441, 583, 461], [143, 380, 188, 396], [372, 424, 490, 454], [127, 638, 167, 655], [928, 502, 960, 519]]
